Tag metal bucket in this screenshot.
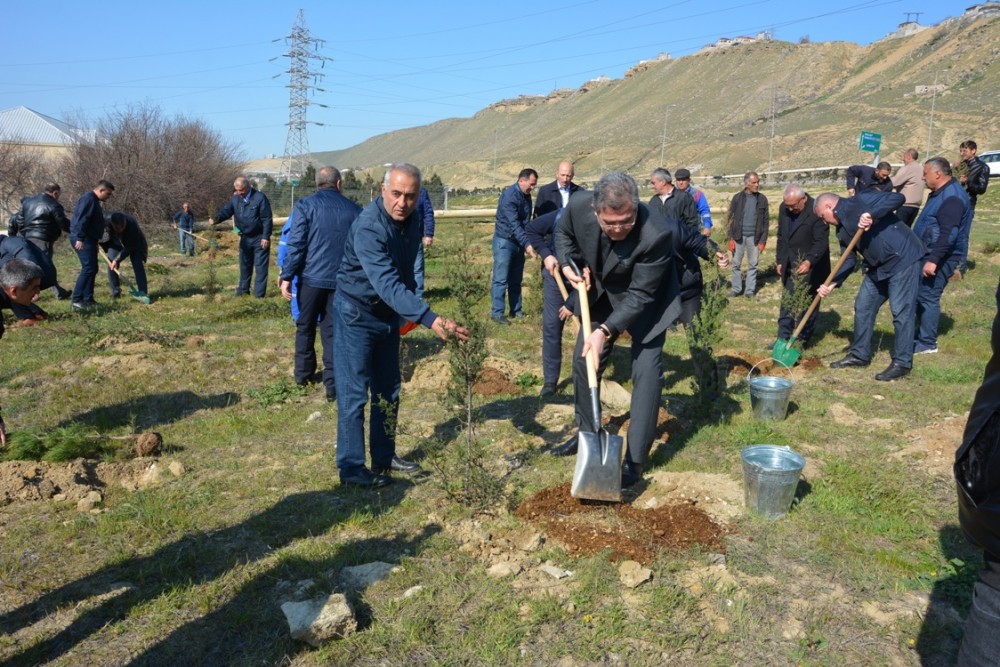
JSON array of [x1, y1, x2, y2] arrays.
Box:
[[748, 360, 793, 422], [741, 445, 805, 518]]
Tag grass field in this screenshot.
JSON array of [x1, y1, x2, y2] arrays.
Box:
[[0, 184, 997, 665]]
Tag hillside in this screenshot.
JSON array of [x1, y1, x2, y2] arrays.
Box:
[[309, 13, 1000, 189]]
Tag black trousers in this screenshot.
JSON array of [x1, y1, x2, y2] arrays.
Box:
[[295, 284, 335, 393]]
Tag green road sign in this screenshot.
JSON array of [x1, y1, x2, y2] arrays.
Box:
[[292, 179, 300, 186], [859, 131, 882, 153]]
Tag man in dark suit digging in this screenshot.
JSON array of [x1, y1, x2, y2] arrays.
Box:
[[552, 172, 681, 487]]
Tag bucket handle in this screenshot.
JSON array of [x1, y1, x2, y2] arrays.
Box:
[[748, 358, 791, 383]]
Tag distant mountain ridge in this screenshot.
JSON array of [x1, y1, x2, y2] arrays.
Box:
[[306, 11, 1000, 189]]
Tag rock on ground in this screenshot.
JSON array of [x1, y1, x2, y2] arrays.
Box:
[[281, 594, 357, 646]]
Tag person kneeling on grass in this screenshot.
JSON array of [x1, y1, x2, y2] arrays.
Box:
[[0, 258, 43, 446]]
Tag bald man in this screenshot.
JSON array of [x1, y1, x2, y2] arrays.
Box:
[[212, 176, 274, 297], [533, 161, 580, 218]]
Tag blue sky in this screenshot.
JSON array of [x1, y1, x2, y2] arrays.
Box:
[[1, 0, 957, 160]]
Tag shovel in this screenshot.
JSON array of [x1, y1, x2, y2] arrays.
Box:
[[772, 226, 864, 366], [99, 248, 151, 304], [566, 259, 623, 502], [177, 227, 213, 244]]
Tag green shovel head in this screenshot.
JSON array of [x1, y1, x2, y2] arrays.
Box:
[[771, 337, 801, 367]]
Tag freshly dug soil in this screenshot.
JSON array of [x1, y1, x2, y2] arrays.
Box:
[[515, 482, 727, 563]]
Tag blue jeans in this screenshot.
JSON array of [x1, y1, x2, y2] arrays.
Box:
[[957, 557, 1000, 666], [490, 235, 525, 318], [333, 292, 401, 477], [179, 228, 195, 256], [413, 243, 425, 300], [915, 269, 950, 349], [106, 247, 148, 295], [731, 235, 759, 295], [71, 240, 98, 303], [237, 233, 270, 297], [541, 269, 568, 385], [850, 260, 920, 368]]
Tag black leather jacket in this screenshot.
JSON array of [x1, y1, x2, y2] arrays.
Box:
[[956, 277, 1000, 561], [7, 193, 70, 243], [964, 156, 990, 208]]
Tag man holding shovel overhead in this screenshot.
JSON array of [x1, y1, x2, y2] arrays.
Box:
[[553, 173, 681, 488], [334, 163, 469, 489], [813, 190, 924, 382]]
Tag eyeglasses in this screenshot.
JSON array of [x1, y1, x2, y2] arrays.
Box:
[[597, 210, 637, 232]]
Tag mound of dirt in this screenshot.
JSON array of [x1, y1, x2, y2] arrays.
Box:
[[0, 456, 178, 506], [515, 482, 727, 563], [473, 367, 518, 396]]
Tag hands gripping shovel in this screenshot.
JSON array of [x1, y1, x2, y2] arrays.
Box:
[[771, 226, 865, 367], [98, 248, 150, 304], [567, 258, 623, 502]]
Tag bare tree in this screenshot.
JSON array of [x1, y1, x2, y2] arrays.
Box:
[[0, 141, 47, 221], [62, 103, 245, 246]]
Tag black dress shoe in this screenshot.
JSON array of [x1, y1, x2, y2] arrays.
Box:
[[539, 383, 557, 398], [491, 315, 510, 325], [377, 455, 421, 475], [340, 470, 392, 488], [326, 390, 336, 403], [830, 355, 870, 369], [875, 362, 910, 381], [621, 460, 643, 488], [552, 435, 578, 457]]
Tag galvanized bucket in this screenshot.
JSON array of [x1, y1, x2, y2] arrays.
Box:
[[741, 445, 805, 519], [747, 360, 793, 422]]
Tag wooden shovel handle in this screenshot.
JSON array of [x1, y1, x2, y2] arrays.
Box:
[[552, 268, 571, 301], [98, 248, 121, 275], [575, 276, 600, 391], [790, 226, 864, 341]]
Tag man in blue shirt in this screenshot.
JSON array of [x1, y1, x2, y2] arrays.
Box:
[[70, 179, 115, 311], [172, 202, 195, 256], [211, 176, 273, 297], [334, 163, 468, 488], [491, 168, 538, 324]]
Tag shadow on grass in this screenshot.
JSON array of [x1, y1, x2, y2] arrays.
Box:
[[0, 489, 435, 666], [915, 524, 982, 666], [57, 390, 241, 431]]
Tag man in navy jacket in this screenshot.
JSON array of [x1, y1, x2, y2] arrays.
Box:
[[212, 176, 273, 297], [815, 190, 924, 381], [70, 179, 115, 310], [491, 168, 538, 323], [333, 163, 468, 488], [912, 157, 973, 354], [280, 166, 361, 401]]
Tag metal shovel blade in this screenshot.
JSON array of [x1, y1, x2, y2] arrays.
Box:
[[771, 337, 801, 367], [571, 430, 623, 501]]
